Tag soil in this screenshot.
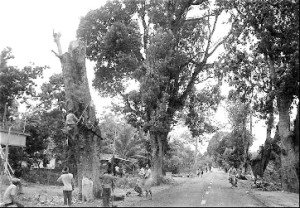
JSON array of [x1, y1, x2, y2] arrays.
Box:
[[0, 168, 298, 207]]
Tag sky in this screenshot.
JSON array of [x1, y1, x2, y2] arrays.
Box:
[[0, 0, 268, 153]]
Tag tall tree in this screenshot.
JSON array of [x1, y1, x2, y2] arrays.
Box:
[[0, 47, 44, 123], [52, 33, 103, 199], [77, 0, 235, 183], [0, 47, 47, 169], [218, 0, 299, 192], [226, 99, 253, 173]]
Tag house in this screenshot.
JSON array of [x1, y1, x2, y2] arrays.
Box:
[[99, 153, 136, 175]]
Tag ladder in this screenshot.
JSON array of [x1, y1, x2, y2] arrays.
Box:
[[0, 145, 14, 182]]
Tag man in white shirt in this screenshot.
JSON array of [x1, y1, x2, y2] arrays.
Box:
[[3, 178, 24, 207], [144, 164, 153, 200], [57, 166, 75, 206]]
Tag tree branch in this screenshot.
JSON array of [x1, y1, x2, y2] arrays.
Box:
[[207, 15, 236, 58], [51, 50, 62, 59], [53, 29, 63, 57], [203, 13, 219, 59]]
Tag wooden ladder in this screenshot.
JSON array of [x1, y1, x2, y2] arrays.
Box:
[[0, 145, 14, 182]]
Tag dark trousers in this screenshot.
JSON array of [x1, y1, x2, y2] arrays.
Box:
[[63, 190, 72, 205], [4, 202, 24, 207], [102, 187, 111, 207]]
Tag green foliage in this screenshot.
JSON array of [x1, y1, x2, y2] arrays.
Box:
[[0, 47, 49, 168], [78, 0, 233, 156], [184, 85, 223, 138], [77, 0, 143, 96], [98, 113, 149, 165], [164, 138, 195, 173], [217, 0, 299, 112], [0, 47, 45, 121], [207, 128, 253, 169]]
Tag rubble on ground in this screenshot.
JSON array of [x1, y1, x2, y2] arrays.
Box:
[[251, 180, 282, 191]]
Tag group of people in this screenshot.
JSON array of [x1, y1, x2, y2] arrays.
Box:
[[134, 164, 153, 199], [113, 165, 126, 178]]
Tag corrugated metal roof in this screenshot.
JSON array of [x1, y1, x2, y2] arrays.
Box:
[[99, 153, 133, 163]]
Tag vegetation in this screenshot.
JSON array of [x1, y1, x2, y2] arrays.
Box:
[[0, 0, 298, 197]]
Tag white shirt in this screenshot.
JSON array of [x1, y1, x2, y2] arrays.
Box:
[[66, 113, 78, 125], [145, 168, 151, 179], [139, 168, 145, 176], [57, 173, 74, 191], [3, 184, 17, 204]]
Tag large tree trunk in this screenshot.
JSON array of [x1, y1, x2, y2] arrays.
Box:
[[150, 132, 165, 185], [277, 95, 299, 193], [54, 36, 102, 199]]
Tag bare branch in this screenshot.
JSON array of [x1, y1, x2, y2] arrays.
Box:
[[195, 75, 213, 84], [203, 13, 219, 59], [207, 15, 236, 57], [191, 0, 208, 6], [53, 29, 63, 56], [184, 13, 215, 24], [51, 50, 62, 59], [120, 92, 139, 115]]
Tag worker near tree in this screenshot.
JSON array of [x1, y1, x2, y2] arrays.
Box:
[[66, 109, 79, 129], [144, 164, 153, 200], [100, 169, 116, 207], [2, 178, 24, 207], [57, 166, 75, 206]]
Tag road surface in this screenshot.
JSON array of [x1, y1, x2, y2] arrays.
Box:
[[123, 168, 265, 207]]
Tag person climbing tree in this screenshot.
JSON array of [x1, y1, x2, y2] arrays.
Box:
[[66, 109, 79, 130]]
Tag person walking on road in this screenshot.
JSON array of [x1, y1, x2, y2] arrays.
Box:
[[228, 165, 238, 187], [144, 164, 153, 200]]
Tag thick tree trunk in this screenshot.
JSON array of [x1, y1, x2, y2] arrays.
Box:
[[194, 137, 198, 167], [54, 38, 102, 199], [242, 116, 248, 174], [277, 95, 299, 193], [151, 132, 165, 185]]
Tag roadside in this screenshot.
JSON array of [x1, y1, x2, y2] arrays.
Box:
[[238, 179, 299, 207], [1, 172, 298, 207], [0, 176, 188, 207]]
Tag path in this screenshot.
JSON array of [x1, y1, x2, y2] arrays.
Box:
[[120, 168, 299, 207]]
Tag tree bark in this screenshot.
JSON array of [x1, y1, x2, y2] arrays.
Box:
[[277, 95, 299, 193], [54, 38, 102, 199], [268, 56, 299, 193], [151, 132, 165, 185]]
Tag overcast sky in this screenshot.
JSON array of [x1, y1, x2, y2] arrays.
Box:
[[0, 0, 268, 152]]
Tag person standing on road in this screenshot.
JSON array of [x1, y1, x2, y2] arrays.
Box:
[[100, 170, 116, 207], [228, 165, 238, 187], [144, 164, 153, 200], [135, 166, 146, 196], [196, 168, 200, 177], [57, 166, 75, 206], [200, 167, 204, 177]]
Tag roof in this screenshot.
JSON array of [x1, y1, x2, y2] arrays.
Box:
[[0, 126, 30, 136], [99, 153, 133, 163]]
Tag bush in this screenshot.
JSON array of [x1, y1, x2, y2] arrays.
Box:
[[22, 168, 61, 185], [115, 176, 139, 189]]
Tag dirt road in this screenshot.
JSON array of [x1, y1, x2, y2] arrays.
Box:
[[120, 168, 299, 207]]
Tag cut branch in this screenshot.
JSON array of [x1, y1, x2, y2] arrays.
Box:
[[51, 50, 62, 59], [53, 29, 63, 56]]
